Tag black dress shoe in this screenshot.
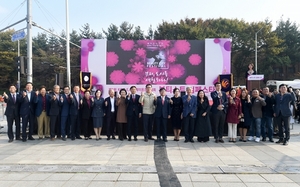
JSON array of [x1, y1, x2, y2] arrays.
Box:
[[149, 137, 155, 140], [128, 138, 132, 141], [107, 137, 110, 140], [112, 136, 116, 140], [89, 137, 92, 139], [22, 139, 27, 142], [71, 138, 75, 141], [215, 139, 219, 143], [76, 136, 82, 139], [16, 138, 22, 141], [62, 138, 67, 141], [283, 140, 289, 145], [28, 137, 35, 140], [119, 138, 123, 141], [190, 139, 194, 143], [276, 139, 283, 144], [262, 137, 266, 142], [163, 139, 168, 142], [8, 139, 13, 143], [134, 138, 138, 141], [269, 139, 274, 142], [155, 138, 161, 142], [219, 139, 224, 143], [184, 140, 189, 143], [144, 138, 148, 142]]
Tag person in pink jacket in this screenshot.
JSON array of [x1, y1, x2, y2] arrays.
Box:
[[226, 88, 242, 142]]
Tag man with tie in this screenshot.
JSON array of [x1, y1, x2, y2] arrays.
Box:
[[3, 85, 21, 142], [126, 86, 142, 141], [104, 89, 117, 140], [59, 86, 70, 141], [49, 85, 61, 140], [69, 85, 83, 140], [20, 82, 36, 142], [210, 82, 228, 143], [274, 84, 295, 145], [154, 87, 171, 142], [182, 87, 197, 143]]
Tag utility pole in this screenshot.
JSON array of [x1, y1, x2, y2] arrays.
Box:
[[17, 40, 20, 91], [66, 0, 71, 88], [26, 0, 33, 83]]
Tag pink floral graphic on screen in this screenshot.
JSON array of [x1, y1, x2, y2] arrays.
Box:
[[173, 40, 191, 54], [189, 54, 202, 65], [136, 48, 146, 57], [132, 62, 144, 73], [120, 40, 135, 51], [87, 41, 95, 52], [110, 70, 125, 84], [158, 40, 171, 49], [125, 73, 140, 84], [169, 64, 185, 78], [185, 76, 198, 84], [106, 40, 205, 85], [168, 55, 176, 63], [107, 52, 119, 67]]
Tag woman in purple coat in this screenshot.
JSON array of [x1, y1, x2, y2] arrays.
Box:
[[226, 88, 242, 142]]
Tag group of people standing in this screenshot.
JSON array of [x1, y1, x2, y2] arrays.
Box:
[[3, 81, 295, 146]]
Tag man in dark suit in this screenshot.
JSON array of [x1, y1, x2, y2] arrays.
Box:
[[274, 84, 295, 145], [126, 86, 141, 141], [182, 87, 197, 143], [49, 85, 61, 141], [154, 87, 171, 142], [105, 89, 117, 140], [69, 85, 83, 140], [20, 82, 36, 142], [210, 82, 228, 143], [3, 85, 21, 142], [59, 86, 70, 141], [261, 87, 275, 142]]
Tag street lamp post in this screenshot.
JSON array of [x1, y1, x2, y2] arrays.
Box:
[[255, 27, 264, 73]]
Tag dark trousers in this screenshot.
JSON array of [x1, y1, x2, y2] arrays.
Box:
[[117, 123, 127, 140], [276, 114, 290, 141], [156, 117, 167, 140], [127, 115, 138, 138], [106, 113, 116, 138], [50, 115, 59, 138], [212, 111, 226, 139], [6, 115, 21, 140], [183, 116, 195, 141], [21, 113, 34, 139], [143, 114, 154, 139], [70, 114, 81, 138], [261, 116, 273, 139], [60, 116, 69, 138], [82, 118, 93, 138]]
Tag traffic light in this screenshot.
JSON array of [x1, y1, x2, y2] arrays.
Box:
[[15, 56, 26, 75]]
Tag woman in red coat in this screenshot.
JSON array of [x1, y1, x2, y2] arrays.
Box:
[[226, 88, 242, 142]]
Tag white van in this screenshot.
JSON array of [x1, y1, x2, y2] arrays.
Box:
[[266, 80, 300, 91]]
